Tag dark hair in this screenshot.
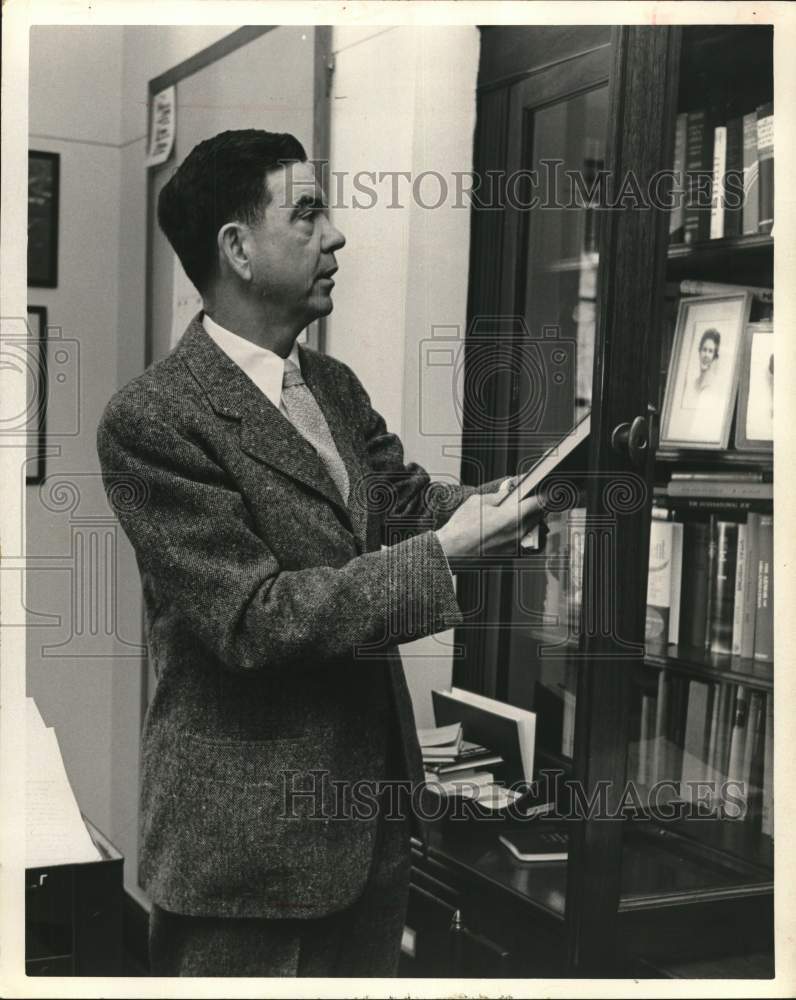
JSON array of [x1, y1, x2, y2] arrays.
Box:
[[157, 129, 307, 293], [698, 328, 721, 356]]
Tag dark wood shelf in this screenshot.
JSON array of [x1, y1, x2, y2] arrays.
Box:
[[656, 447, 773, 468], [644, 640, 773, 690], [666, 234, 773, 284]]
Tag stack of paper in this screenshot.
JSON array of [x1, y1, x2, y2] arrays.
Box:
[[26, 698, 101, 868], [417, 723, 463, 763]]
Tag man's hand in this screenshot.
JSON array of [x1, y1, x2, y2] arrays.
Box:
[[435, 486, 543, 560]]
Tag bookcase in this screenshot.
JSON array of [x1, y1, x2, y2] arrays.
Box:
[[405, 23, 775, 978]]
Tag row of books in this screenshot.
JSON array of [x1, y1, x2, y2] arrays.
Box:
[[646, 499, 773, 662], [670, 102, 774, 244], [629, 672, 773, 837]]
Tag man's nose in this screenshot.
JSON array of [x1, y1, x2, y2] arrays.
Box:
[[322, 216, 346, 253]]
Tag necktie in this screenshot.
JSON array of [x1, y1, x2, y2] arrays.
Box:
[[280, 359, 350, 505]]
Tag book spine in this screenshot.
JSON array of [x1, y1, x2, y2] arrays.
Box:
[[731, 523, 747, 656], [741, 689, 764, 812], [684, 110, 712, 244], [710, 125, 727, 239], [669, 523, 684, 644], [670, 112, 688, 242], [708, 521, 739, 654], [756, 102, 774, 235], [723, 116, 744, 238], [670, 470, 763, 482], [667, 481, 772, 500], [646, 521, 674, 642], [703, 515, 719, 652], [663, 496, 771, 516], [679, 521, 711, 650], [680, 680, 710, 802], [674, 280, 773, 303], [753, 515, 773, 661], [725, 685, 749, 807], [742, 111, 760, 235], [741, 513, 760, 660], [761, 694, 774, 836]]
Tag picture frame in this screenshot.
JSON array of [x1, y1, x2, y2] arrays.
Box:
[[659, 292, 752, 450], [28, 150, 60, 288], [25, 306, 49, 484], [734, 321, 773, 452]]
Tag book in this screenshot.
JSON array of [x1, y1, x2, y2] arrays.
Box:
[[709, 125, 727, 239], [725, 686, 750, 804], [424, 752, 504, 776], [708, 521, 739, 655], [679, 521, 712, 650], [680, 679, 710, 801], [684, 109, 713, 244], [669, 112, 688, 241], [741, 513, 760, 660], [498, 826, 569, 863], [753, 515, 773, 661], [756, 102, 774, 234], [667, 480, 772, 500], [702, 515, 719, 652], [670, 470, 763, 482], [432, 687, 536, 784], [741, 689, 765, 810], [425, 769, 496, 796], [731, 523, 748, 655], [497, 412, 590, 506], [673, 279, 772, 304], [645, 521, 683, 644], [742, 111, 760, 235], [761, 694, 774, 837], [723, 116, 744, 238]]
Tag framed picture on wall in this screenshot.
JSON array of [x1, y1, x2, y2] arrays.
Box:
[[659, 292, 752, 450], [28, 150, 60, 288], [24, 306, 49, 484], [735, 321, 774, 452]]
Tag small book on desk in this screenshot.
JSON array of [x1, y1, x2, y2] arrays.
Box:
[[432, 687, 535, 785], [498, 825, 569, 863]]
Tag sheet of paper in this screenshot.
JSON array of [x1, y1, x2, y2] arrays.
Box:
[[26, 698, 101, 868], [417, 722, 462, 748]]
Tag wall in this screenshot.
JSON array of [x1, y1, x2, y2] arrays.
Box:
[[328, 25, 480, 726]]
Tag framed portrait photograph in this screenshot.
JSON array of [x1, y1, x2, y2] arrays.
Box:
[[659, 292, 753, 450], [28, 150, 60, 288], [25, 306, 49, 484], [735, 321, 773, 452]]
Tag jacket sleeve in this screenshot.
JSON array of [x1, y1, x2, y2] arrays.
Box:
[[346, 369, 503, 543], [97, 398, 463, 674]]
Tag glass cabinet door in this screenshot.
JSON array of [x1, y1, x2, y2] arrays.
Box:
[[455, 35, 612, 922], [620, 24, 774, 933]]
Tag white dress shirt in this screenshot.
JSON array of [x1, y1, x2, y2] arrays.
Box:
[[202, 312, 300, 408]]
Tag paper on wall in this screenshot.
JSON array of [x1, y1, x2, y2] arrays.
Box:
[[145, 85, 176, 168]]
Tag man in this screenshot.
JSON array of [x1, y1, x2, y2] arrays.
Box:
[[97, 129, 538, 977]]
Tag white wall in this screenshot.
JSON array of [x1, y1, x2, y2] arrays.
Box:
[[328, 26, 480, 726]]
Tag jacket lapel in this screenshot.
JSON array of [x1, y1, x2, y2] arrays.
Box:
[[178, 318, 352, 527]]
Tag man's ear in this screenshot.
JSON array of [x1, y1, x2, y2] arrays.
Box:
[[217, 222, 252, 282]]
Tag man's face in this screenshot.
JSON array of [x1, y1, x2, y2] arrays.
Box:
[[245, 161, 345, 328], [699, 339, 717, 371]]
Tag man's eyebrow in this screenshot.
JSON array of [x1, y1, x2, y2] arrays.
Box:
[[290, 192, 327, 215]]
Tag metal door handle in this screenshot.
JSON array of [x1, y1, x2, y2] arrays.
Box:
[[611, 415, 649, 468]]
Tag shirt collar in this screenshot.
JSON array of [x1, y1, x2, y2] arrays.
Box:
[[202, 312, 300, 409]]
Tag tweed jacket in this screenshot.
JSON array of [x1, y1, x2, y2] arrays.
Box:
[[97, 315, 481, 920]]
